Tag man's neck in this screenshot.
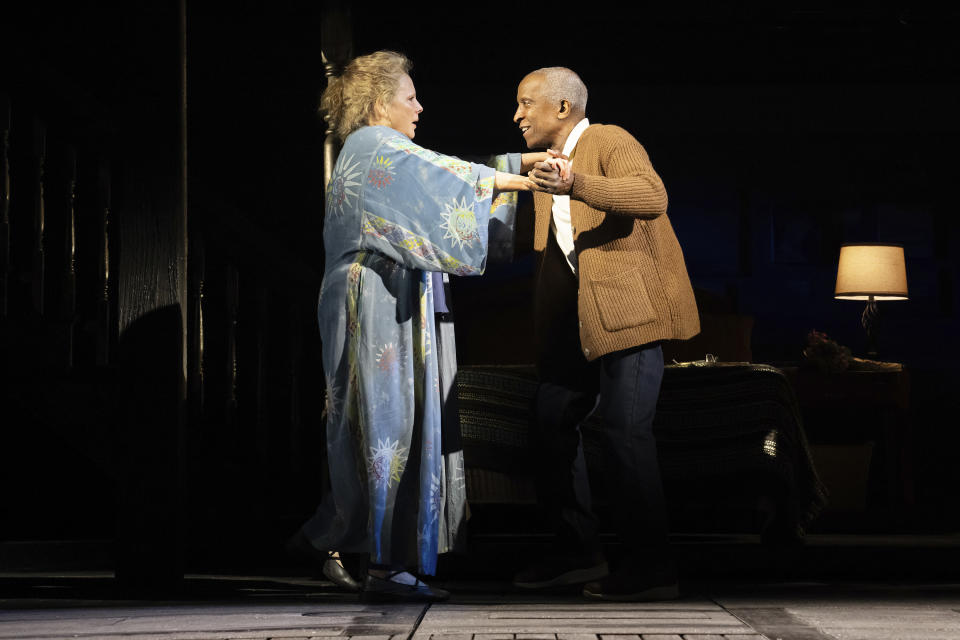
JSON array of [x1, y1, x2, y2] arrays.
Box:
[[550, 119, 582, 152]]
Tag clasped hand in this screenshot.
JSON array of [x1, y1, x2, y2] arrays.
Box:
[[529, 149, 573, 195]]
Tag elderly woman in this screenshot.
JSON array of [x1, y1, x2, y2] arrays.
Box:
[[293, 50, 544, 602]]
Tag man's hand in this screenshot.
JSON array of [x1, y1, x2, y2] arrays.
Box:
[[544, 155, 571, 180], [530, 159, 574, 195]]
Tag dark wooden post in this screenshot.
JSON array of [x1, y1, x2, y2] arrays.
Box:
[[95, 161, 112, 366], [31, 119, 46, 317], [320, 2, 352, 191], [253, 280, 270, 525], [320, 56, 341, 192], [224, 261, 239, 431], [0, 95, 10, 320], [62, 145, 77, 368], [188, 231, 206, 418], [255, 280, 268, 442]]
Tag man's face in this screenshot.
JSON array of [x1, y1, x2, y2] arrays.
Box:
[[381, 73, 422, 139], [513, 73, 562, 150]]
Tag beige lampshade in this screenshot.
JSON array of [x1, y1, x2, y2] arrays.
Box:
[[834, 243, 908, 300]]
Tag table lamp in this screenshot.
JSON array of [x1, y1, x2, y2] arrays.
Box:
[[834, 243, 908, 358]]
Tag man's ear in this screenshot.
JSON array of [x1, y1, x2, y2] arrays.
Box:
[[557, 99, 571, 120]]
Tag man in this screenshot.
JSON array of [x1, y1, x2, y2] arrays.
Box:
[[511, 67, 700, 601]]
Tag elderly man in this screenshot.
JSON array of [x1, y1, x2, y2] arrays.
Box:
[[511, 67, 700, 601]]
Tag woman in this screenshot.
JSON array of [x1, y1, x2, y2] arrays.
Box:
[[294, 50, 545, 602]]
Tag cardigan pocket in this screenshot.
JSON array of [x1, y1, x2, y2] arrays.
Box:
[[591, 268, 657, 331]]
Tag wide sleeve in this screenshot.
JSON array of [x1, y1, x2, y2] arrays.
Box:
[[358, 132, 506, 276], [569, 125, 668, 218], [486, 153, 522, 262]]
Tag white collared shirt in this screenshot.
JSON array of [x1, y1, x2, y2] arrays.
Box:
[[551, 117, 590, 274]]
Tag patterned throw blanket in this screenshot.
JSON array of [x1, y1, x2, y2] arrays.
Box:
[[457, 363, 828, 537]]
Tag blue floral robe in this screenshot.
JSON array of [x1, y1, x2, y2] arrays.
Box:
[[301, 125, 519, 574]]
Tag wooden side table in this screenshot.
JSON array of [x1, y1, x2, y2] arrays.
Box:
[[777, 365, 914, 516]]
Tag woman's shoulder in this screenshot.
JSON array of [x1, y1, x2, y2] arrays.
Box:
[[343, 125, 411, 151]]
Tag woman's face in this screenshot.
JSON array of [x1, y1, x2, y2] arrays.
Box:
[[379, 73, 422, 139]]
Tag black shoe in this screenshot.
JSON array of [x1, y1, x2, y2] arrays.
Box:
[[360, 572, 450, 603], [322, 553, 361, 592], [512, 553, 609, 589], [582, 568, 679, 601], [285, 531, 361, 592]]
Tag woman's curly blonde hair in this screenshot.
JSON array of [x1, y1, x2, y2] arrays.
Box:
[[320, 50, 413, 141]]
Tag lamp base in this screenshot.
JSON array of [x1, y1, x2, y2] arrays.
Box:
[[861, 298, 879, 358]]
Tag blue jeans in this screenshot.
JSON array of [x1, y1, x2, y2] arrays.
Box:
[[533, 232, 670, 562], [535, 344, 668, 558]]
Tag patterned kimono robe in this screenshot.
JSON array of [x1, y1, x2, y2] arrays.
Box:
[[302, 125, 519, 574]]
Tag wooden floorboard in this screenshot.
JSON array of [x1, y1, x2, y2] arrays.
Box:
[[4, 572, 960, 639], [412, 601, 766, 640]]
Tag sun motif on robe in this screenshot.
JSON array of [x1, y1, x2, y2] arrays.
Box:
[[326, 153, 363, 218], [375, 342, 405, 375], [368, 438, 408, 489], [367, 154, 395, 189], [324, 374, 342, 421], [439, 197, 480, 250], [429, 472, 443, 523]]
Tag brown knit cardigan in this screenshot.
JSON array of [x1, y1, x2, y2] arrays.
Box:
[[533, 123, 700, 360]]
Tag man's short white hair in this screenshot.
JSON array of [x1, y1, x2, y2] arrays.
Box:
[[532, 66, 588, 115]]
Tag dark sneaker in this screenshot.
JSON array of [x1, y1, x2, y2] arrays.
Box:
[[582, 568, 679, 601], [360, 573, 450, 603], [513, 553, 609, 589]]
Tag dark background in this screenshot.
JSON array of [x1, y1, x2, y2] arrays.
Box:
[[192, 4, 960, 358], [2, 3, 959, 577], [199, 3, 960, 365]]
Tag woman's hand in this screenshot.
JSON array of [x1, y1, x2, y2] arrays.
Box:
[[520, 152, 549, 173], [521, 149, 567, 173], [494, 171, 538, 192]]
